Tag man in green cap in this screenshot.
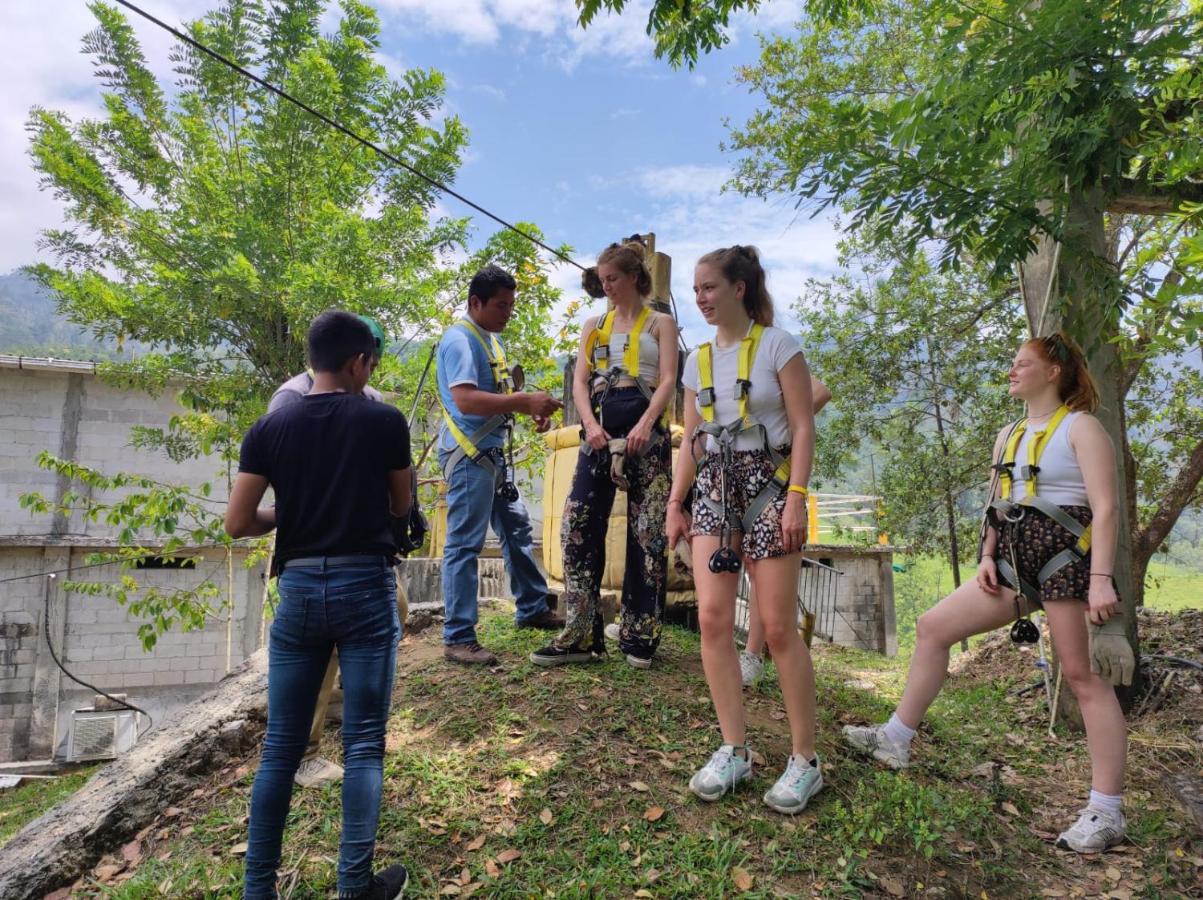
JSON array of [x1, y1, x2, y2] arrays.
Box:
[[266, 313, 404, 789]]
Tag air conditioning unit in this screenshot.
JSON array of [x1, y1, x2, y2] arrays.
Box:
[[67, 707, 140, 762]]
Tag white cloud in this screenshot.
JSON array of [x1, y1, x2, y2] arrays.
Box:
[[0, 1, 211, 273], [636, 164, 731, 200], [376, 0, 655, 69]]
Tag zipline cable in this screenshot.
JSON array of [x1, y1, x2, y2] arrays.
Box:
[[112, 0, 585, 273]]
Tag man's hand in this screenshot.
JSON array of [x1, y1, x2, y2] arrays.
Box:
[[532, 414, 552, 433], [521, 391, 563, 419]]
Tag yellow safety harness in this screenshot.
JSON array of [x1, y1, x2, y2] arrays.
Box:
[[438, 317, 515, 482], [694, 322, 793, 535], [584, 307, 670, 430], [988, 405, 1093, 602]]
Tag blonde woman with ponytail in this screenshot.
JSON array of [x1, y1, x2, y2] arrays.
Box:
[[667, 245, 823, 815], [844, 332, 1133, 854], [531, 241, 679, 669]]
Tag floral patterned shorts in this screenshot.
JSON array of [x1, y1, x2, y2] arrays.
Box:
[[995, 504, 1092, 606], [690, 447, 790, 561]]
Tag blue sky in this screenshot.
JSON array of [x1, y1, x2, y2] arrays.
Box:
[[0, 0, 842, 344]]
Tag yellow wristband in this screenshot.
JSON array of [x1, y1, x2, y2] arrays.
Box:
[[787, 485, 809, 498]]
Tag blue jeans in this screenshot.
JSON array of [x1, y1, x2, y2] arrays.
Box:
[[244, 560, 400, 899], [440, 451, 550, 645]]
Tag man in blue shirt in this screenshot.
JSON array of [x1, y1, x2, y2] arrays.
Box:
[[438, 265, 563, 665]]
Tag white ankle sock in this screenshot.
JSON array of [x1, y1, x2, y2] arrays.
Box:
[[1089, 789, 1123, 814], [882, 713, 916, 747]]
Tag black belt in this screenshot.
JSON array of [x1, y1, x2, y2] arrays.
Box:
[[280, 554, 392, 571]]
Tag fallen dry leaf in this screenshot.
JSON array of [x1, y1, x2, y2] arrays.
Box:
[[1040, 890, 1066, 898], [496, 848, 521, 864], [879, 876, 906, 896], [629, 781, 650, 792], [120, 840, 142, 867], [230, 842, 248, 856], [163, 807, 183, 818], [643, 806, 665, 822], [1105, 867, 1122, 883], [94, 864, 123, 883], [460, 868, 472, 885], [465, 834, 487, 852], [1001, 801, 1020, 816], [440, 885, 461, 896], [732, 866, 754, 891], [539, 808, 553, 826], [645, 868, 662, 883], [485, 859, 501, 879]]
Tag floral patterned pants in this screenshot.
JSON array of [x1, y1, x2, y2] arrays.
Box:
[[555, 390, 670, 660]]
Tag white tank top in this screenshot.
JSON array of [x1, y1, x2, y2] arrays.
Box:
[[605, 329, 660, 387], [1009, 411, 1090, 507]]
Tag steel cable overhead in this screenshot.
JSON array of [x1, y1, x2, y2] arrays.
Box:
[[112, 0, 585, 273]]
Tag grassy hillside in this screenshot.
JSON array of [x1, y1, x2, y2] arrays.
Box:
[[36, 606, 1201, 899]]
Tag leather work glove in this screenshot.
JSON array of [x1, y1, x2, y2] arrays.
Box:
[[608, 438, 629, 491], [1088, 615, 1136, 686]]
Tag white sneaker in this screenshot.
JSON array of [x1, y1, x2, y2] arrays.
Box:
[[604, 622, 621, 642], [294, 755, 344, 788], [763, 754, 824, 814], [625, 654, 652, 669], [842, 723, 910, 770], [689, 744, 752, 802], [739, 651, 764, 687], [1056, 805, 1126, 853]]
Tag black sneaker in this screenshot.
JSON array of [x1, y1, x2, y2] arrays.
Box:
[[340, 864, 408, 899], [515, 610, 565, 631], [529, 643, 599, 667]]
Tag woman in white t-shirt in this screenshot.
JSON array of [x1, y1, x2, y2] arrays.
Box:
[[666, 245, 822, 815]]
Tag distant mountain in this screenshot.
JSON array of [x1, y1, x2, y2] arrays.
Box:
[[0, 270, 123, 360]]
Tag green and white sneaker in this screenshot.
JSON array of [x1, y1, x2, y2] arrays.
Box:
[[763, 754, 823, 815], [842, 723, 910, 770], [689, 744, 752, 802]]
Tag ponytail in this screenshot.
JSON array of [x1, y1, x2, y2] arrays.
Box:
[[696, 244, 774, 326], [1025, 331, 1099, 412]]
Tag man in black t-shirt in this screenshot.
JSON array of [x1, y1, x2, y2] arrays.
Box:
[[227, 311, 412, 900]]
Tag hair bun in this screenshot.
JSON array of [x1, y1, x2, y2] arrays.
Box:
[[581, 266, 605, 298]]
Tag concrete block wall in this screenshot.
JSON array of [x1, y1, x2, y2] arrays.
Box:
[[0, 366, 231, 540], [0, 545, 266, 763], [802, 545, 897, 657]]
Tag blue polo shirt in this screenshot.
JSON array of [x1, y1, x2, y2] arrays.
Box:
[[436, 321, 507, 453]]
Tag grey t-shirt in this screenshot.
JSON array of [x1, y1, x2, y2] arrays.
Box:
[[267, 371, 382, 414], [681, 325, 803, 451]]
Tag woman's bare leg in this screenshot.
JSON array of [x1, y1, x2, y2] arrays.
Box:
[[748, 555, 813, 757], [895, 581, 1022, 728], [694, 535, 746, 748], [1043, 601, 1126, 795]]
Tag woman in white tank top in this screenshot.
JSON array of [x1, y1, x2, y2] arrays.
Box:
[[843, 332, 1132, 855], [530, 241, 679, 669]]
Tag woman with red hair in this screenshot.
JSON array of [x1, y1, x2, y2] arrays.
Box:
[[844, 332, 1134, 854]]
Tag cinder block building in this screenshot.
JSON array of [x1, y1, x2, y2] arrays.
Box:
[[0, 356, 265, 763]]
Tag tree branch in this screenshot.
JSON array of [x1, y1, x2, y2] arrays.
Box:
[[1106, 178, 1203, 215], [1135, 437, 1203, 566]]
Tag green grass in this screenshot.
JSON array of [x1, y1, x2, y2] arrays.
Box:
[[0, 765, 98, 845], [1143, 559, 1203, 612], [82, 607, 1202, 899]]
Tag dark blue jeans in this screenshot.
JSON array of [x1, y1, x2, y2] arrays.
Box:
[[244, 560, 400, 899]]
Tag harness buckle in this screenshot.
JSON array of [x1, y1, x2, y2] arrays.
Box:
[[735, 378, 752, 400], [698, 386, 716, 407]]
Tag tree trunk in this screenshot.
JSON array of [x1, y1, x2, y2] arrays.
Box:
[[1018, 187, 1143, 724]]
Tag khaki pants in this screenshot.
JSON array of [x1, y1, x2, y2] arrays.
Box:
[[303, 573, 409, 760]]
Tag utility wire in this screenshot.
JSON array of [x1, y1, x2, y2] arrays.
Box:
[[112, 0, 584, 273]]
